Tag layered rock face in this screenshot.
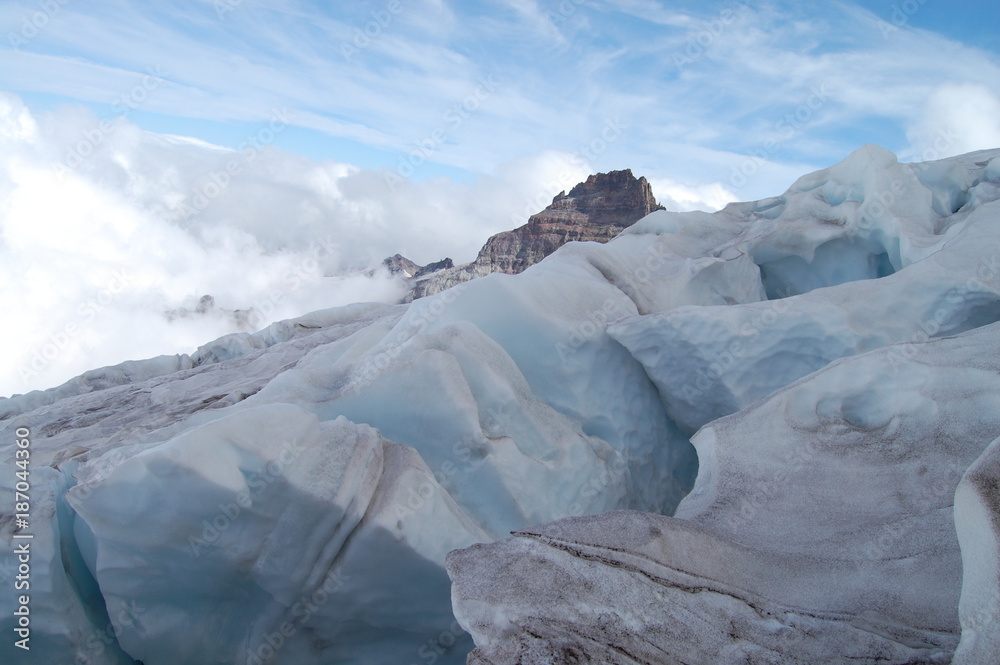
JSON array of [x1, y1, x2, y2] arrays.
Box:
[[403, 169, 663, 300], [382, 253, 423, 277], [475, 169, 664, 274]]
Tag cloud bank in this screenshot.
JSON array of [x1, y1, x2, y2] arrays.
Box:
[[0, 93, 724, 398]]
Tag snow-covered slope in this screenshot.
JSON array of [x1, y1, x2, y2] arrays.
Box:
[[448, 145, 1000, 663], [2, 146, 999, 664], [450, 322, 1000, 663]]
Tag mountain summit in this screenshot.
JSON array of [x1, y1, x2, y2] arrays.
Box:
[[476, 169, 664, 275], [398, 169, 663, 299]]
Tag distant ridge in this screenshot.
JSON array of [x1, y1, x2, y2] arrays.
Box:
[[386, 169, 664, 301]]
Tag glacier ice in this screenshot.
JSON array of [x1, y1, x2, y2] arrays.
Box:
[[2, 145, 1000, 664], [952, 435, 1000, 664], [609, 147, 1000, 433], [448, 146, 1000, 663], [1, 204, 701, 662], [450, 321, 1000, 664], [65, 404, 487, 665]]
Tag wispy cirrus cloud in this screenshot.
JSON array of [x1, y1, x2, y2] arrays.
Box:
[[1, 0, 999, 396], [4, 1, 999, 190]]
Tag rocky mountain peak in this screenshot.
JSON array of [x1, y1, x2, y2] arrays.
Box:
[[390, 169, 665, 301], [383, 254, 422, 277], [527, 168, 663, 230]]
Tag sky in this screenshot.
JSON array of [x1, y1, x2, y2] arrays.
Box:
[[1, 0, 999, 398]]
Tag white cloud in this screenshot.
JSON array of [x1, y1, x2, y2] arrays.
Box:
[[600, 0, 695, 28], [0, 93, 627, 398], [905, 83, 1000, 161], [499, 0, 567, 43], [647, 177, 735, 212]]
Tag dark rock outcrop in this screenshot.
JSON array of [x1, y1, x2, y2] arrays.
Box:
[[382, 254, 454, 280], [382, 254, 422, 277], [413, 257, 454, 278], [404, 169, 663, 300], [476, 169, 663, 275]]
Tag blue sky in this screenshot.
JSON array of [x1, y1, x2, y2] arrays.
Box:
[[4, 0, 1000, 198], [1, 0, 1000, 397]]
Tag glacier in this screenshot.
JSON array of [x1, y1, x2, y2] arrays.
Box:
[[2, 145, 1000, 664]]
